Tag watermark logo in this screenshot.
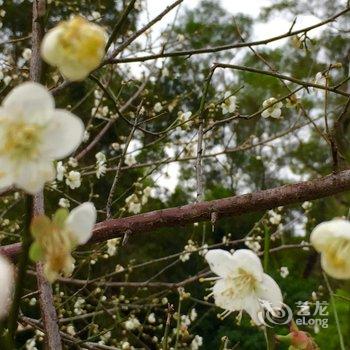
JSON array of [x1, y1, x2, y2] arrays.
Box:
[[257, 299, 329, 328], [257, 300, 293, 327]]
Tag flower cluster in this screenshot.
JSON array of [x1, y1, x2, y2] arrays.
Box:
[[106, 237, 121, 256], [124, 186, 152, 214], [180, 239, 197, 262], [221, 91, 237, 115], [56, 161, 82, 190], [95, 151, 107, 179]]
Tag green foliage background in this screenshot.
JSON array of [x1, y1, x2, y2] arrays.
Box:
[[0, 0, 350, 349]]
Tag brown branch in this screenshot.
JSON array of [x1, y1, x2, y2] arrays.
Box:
[[30, 1, 62, 349], [108, 0, 184, 59], [3, 169, 350, 259], [214, 63, 350, 97], [105, 0, 137, 51], [83, 169, 350, 242], [46, 271, 209, 290], [106, 7, 350, 64]]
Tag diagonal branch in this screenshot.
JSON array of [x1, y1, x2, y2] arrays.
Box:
[[107, 7, 350, 64]]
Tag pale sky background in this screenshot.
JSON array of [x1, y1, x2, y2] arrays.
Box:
[[133, 0, 322, 195]]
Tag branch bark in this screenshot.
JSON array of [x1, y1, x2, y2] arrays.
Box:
[[30, 1, 62, 349], [3, 169, 350, 259]]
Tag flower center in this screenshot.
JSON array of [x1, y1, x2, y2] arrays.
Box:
[[38, 227, 74, 280], [59, 17, 105, 68], [223, 268, 257, 298], [3, 121, 42, 159]]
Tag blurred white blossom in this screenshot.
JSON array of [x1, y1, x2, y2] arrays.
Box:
[[261, 97, 283, 119]]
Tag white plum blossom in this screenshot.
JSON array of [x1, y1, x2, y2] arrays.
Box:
[[205, 249, 283, 325], [177, 33, 185, 42], [280, 266, 289, 278], [74, 296, 86, 315], [221, 92, 237, 115], [68, 157, 78, 168], [95, 152, 107, 179], [125, 154, 136, 166], [3, 76, 11, 86], [124, 316, 141, 330], [58, 198, 70, 208], [190, 308, 198, 321], [41, 16, 107, 81], [56, 161, 66, 181], [22, 48, 32, 61], [121, 342, 131, 350], [141, 186, 152, 205], [91, 11, 101, 21], [178, 111, 192, 126], [302, 201, 312, 210], [180, 314, 191, 327], [153, 102, 163, 113], [313, 72, 327, 87], [125, 193, 141, 214], [180, 239, 197, 262], [244, 237, 261, 253], [261, 98, 283, 119], [66, 324, 76, 336], [268, 210, 282, 225], [191, 335, 203, 350], [310, 219, 350, 279], [0, 254, 14, 319], [25, 338, 38, 350], [66, 170, 81, 189], [106, 238, 120, 256], [83, 130, 90, 142], [0, 82, 84, 194], [30, 202, 96, 282], [147, 313, 156, 324]]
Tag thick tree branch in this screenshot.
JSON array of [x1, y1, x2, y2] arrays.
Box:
[[2, 169, 350, 259]]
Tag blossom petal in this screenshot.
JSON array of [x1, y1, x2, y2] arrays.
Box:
[[15, 160, 55, 194], [242, 294, 264, 325], [271, 108, 281, 119], [256, 273, 283, 309], [261, 110, 270, 118], [0, 157, 14, 190], [310, 219, 350, 252], [0, 254, 14, 319], [212, 279, 244, 311], [2, 82, 54, 124], [41, 26, 64, 66], [231, 249, 263, 281], [40, 109, 84, 160], [66, 202, 96, 245], [320, 254, 350, 280], [59, 63, 91, 82], [205, 249, 236, 277]]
